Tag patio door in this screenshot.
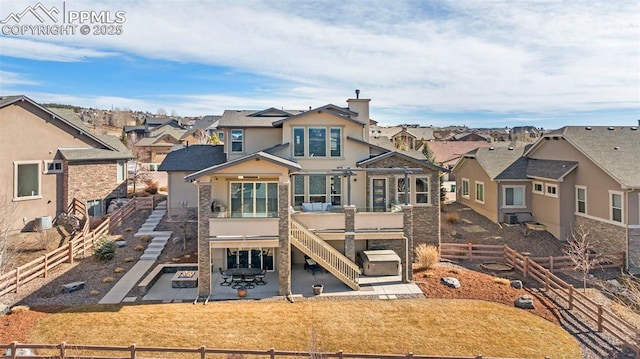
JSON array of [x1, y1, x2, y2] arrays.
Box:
[[227, 248, 274, 271], [372, 178, 387, 212]]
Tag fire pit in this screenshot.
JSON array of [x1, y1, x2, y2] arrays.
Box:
[[171, 271, 198, 288], [480, 262, 514, 273]]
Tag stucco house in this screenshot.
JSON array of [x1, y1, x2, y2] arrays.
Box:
[[0, 95, 133, 232], [453, 126, 640, 273], [186, 93, 446, 296]]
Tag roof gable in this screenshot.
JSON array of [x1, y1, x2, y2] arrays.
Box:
[[272, 104, 363, 127], [248, 107, 294, 117], [357, 151, 449, 173], [185, 151, 301, 181]]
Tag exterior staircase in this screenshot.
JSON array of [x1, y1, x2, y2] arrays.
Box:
[[290, 219, 361, 290]]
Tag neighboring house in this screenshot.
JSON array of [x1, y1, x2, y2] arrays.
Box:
[[134, 124, 188, 165], [0, 95, 132, 232], [186, 94, 446, 296], [370, 125, 434, 151], [426, 141, 496, 182], [446, 132, 491, 142], [453, 126, 640, 272], [157, 144, 226, 217]]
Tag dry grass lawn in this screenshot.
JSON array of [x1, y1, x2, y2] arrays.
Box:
[[27, 299, 581, 358]]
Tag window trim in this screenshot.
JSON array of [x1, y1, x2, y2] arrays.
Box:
[[229, 181, 279, 218], [502, 185, 526, 208], [609, 190, 624, 223], [461, 178, 470, 199], [293, 127, 305, 157], [230, 129, 244, 153], [532, 181, 544, 195], [396, 177, 411, 205], [87, 199, 103, 217], [14, 161, 42, 201], [475, 181, 485, 204], [43, 160, 63, 174], [414, 176, 430, 205], [575, 186, 587, 214], [292, 175, 342, 206], [544, 183, 558, 198], [291, 126, 343, 158], [116, 160, 126, 183]]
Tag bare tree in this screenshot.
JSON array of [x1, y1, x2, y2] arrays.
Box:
[[564, 221, 605, 292], [127, 144, 149, 194], [33, 223, 54, 251], [0, 191, 19, 277]]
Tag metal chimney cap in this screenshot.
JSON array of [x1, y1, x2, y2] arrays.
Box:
[[355, 89, 360, 99]]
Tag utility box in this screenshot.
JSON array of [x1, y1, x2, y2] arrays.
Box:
[[359, 250, 401, 276], [35, 216, 53, 230], [504, 213, 518, 225]]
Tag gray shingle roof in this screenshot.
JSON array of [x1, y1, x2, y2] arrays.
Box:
[[557, 126, 640, 188], [184, 151, 301, 181], [463, 146, 526, 180], [526, 159, 578, 181], [217, 109, 301, 128], [158, 145, 226, 172], [192, 115, 220, 130], [357, 151, 449, 172]]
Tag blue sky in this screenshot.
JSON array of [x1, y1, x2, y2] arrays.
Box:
[[0, 0, 638, 128]]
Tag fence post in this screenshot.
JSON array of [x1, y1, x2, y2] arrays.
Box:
[[406, 352, 414, 359], [130, 344, 136, 359], [549, 256, 554, 272], [14, 268, 19, 294], [467, 242, 473, 260], [523, 257, 529, 278], [269, 347, 275, 359], [597, 304, 603, 332], [544, 270, 550, 291], [199, 345, 206, 359], [59, 341, 66, 359], [568, 285, 574, 310], [68, 241, 74, 264], [337, 350, 343, 359], [476, 355, 483, 359], [9, 341, 17, 359], [44, 255, 48, 278]]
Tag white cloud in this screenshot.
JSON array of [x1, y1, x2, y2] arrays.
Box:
[[1, 0, 638, 121], [0, 70, 39, 86]]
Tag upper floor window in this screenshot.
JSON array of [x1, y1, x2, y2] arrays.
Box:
[[461, 178, 470, 199], [415, 177, 429, 204], [610, 191, 623, 223], [44, 160, 63, 174], [14, 161, 41, 200], [503, 185, 525, 208], [292, 127, 341, 158], [545, 184, 558, 198], [292, 175, 342, 206], [533, 181, 544, 195], [576, 186, 587, 214], [475, 181, 485, 204], [230, 129, 243, 152]]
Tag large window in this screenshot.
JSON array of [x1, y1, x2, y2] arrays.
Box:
[[14, 161, 41, 200], [415, 177, 429, 204], [292, 175, 342, 206], [397, 178, 410, 205], [292, 127, 341, 158], [230, 182, 278, 217], [576, 186, 587, 214], [230, 129, 243, 152], [610, 191, 623, 223], [475, 181, 484, 204], [117, 160, 126, 183], [396, 176, 430, 205], [461, 178, 470, 199], [503, 185, 525, 208]]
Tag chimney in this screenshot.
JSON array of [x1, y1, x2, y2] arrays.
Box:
[[347, 90, 371, 140]]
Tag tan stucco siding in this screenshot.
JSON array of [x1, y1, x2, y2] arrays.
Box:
[[530, 183, 561, 238], [225, 127, 281, 161], [167, 171, 198, 216], [529, 138, 627, 223], [455, 158, 498, 222], [1, 102, 105, 231]]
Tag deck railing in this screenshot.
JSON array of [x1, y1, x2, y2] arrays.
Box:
[[290, 219, 361, 290]]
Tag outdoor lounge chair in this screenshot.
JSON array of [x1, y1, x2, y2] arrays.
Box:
[[255, 270, 267, 285], [218, 268, 231, 286]]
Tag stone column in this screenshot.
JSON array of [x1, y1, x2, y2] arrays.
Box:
[[629, 228, 640, 274], [402, 205, 414, 282], [344, 205, 357, 261], [197, 181, 211, 296], [278, 182, 291, 296]]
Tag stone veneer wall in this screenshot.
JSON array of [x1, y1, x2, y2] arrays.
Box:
[[628, 228, 640, 274], [63, 160, 127, 210], [197, 183, 212, 296], [278, 182, 291, 296], [574, 216, 627, 268]]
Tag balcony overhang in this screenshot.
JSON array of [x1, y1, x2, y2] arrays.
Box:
[[208, 235, 279, 248], [310, 228, 405, 241]]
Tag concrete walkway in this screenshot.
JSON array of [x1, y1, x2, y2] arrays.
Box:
[[99, 201, 172, 304]]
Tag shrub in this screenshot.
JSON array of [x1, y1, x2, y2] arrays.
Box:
[[103, 277, 115, 283], [144, 179, 159, 195], [114, 267, 125, 273], [124, 227, 134, 232], [134, 244, 144, 251], [89, 290, 100, 296], [94, 237, 116, 261], [10, 305, 30, 313], [140, 235, 152, 242], [493, 277, 511, 286], [124, 257, 135, 263], [414, 244, 440, 269], [445, 212, 460, 224]]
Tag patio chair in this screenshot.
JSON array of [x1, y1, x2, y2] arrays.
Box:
[[255, 270, 267, 285], [218, 268, 231, 286], [243, 275, 256, 289], [231, 275, 244, 289]]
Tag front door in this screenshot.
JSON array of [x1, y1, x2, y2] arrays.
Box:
[[372, 178, 387, 212]]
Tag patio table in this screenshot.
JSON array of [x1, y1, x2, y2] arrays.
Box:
[[224, 268, 262, 277]]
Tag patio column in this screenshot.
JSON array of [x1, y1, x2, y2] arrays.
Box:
[[344, 205, 356, 262], [402, 205, 414, 283], [278, 182, 291, 296], [197, 180, 212, 296]]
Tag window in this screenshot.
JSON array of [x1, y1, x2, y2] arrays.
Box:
[[576, 186, 587, 214], [14, 161, 41, 200], [230, 129, 243, 152], [397, 178, 410, 205], [503, 185, 525, 208], [610, 191, 623, 223], [415, 177, 429, 204], [292, 126, 342, 158], [461, 178, 470, 199], [475, 181, 484, 204], [87, 199, 103, 217], [230, 182, 278, 217], [216, 131, 225, 140], [545, 184, 558, 197], [293, 127, 305, 157], [117, 160, 126, 183], [292, 175, 342, 206], [44, 160, 63, 174], [533, 181, 544, 195]]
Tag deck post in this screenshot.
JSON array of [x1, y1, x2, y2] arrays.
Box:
[[344, 206, 356, 262], [278, 182, 291, 296], [197, 181, 212, 297], [402, 205, 413, 282]]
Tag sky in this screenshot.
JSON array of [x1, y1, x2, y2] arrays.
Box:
[[0, 0, 638, 128]]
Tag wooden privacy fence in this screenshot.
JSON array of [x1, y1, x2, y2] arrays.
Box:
[[440, 243, 639, 355], [0, 198, 140, 297], [0, 342, 541, 359]]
